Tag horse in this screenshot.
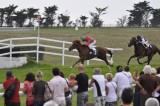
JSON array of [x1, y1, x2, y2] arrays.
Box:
[[127, 37, 160, 65], [68, 40, 113, 68]]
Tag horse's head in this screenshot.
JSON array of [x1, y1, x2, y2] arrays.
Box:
[[128, 37, 137, 47], [69, 40, 81, 51]]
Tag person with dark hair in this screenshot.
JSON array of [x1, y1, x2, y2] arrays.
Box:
[[113, 66, 130, 105], [75, 64, 89, 106], [49, 67, 68, 106], [32, 71, 46, 106], [3, 70, 21, 106], [116, 65, 123, 72], [121, 87, 133, 106], [23, 72, 35, 106]]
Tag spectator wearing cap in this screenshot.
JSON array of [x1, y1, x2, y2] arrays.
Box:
[[32, 71, 46, 106], [3, 70, 20, 106], [113, 65, 130, 106], [138, 65, 159, 106]]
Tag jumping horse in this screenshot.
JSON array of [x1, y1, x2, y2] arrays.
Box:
[[69, 40, 113, 68], [127, 37, 160, 65]]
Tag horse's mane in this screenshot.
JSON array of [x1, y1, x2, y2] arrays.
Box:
[[73, 40, 87, 47]]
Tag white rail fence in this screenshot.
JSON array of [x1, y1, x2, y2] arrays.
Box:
[[0, 37, 123, 68]]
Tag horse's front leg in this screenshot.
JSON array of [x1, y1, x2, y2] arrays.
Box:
[[70, 58, 83, 69], [127, 55, 136, 65]]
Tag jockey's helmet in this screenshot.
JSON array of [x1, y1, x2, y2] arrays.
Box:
[[81, 36, 86, 41], [86, 35, 91, 41], [137, 35, 141, 40]]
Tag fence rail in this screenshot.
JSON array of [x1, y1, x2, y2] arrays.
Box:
[[0, 37, 123, 68]]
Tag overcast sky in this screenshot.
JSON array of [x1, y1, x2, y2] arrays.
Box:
[[0, 0, 160, 25]]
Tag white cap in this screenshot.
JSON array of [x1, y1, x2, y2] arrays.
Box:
[[143, 65, 151, 74], [151, 68, 157, 74]]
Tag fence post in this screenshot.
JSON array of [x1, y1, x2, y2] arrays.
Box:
[[9, 39, 13, 68], [62, 42, 65, 66], [36, 37, 39, 63]]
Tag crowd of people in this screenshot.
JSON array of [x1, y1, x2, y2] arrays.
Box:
[[2, 63, 160, 106]]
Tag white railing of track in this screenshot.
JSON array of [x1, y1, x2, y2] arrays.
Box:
[[0, 37, 123, 67]]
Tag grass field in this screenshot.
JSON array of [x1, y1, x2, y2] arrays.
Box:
[[0, 27, 160, 105]]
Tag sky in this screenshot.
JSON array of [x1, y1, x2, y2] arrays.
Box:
[[0, 0, 160, 26]]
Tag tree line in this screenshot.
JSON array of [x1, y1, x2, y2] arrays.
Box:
[[0, 1, 160, 28]]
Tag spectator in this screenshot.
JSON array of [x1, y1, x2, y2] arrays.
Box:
[[3, 70, 20, 106], [123, 66, 134, 86], [32, 71, 46, 106], [23, 72, 35, 106], [68, 73, 78, 92], [145, 97, 159, 106], [113, 65, 130, 105], [43, 100, 58, 106], [105, 73, 118, 106], [75, 64, 89, 106], [49, 67, 68, 106], [133, 67, 144, 106], [89, 68, 106, 106], [85, 102, 95, 106], [59, 71, 72, 106], [121, 87, 133, 106], [138, 65, 159, 106]]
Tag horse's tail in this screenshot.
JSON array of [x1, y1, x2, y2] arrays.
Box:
[[106, 49, 113, 57]]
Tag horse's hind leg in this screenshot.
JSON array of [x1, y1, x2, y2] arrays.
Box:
[[147, 55, 154, 65], [137, 57, 143, 64]]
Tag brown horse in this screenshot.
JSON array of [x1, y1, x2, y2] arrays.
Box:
[[127, 37, 160, 65], [68, 40, 113, 68]]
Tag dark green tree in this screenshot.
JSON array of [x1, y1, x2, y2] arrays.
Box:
[[150, 8, 160, 27], [127, 1, 152, 27], [58, 13, 70, 27], [5, 4, 18, 26], [27, 8, 39, 26], [43, 5, 58, 27], [0, 8, 5, 27], [80, 15, 88, 27], [13, 9, 27, 27], [90, 7, 108, 27]]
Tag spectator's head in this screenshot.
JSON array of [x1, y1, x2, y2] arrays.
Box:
[[94, 68, 101, 75], [25, 72, 35, 82], [151, 68, 157, 75], [116, 65, 123, 72], [36, 71, 43, 80], [145, 97, 159, 106], [6, 70, 13, 78], [124, 66, 130, 72], [69, 73, 76, 80], [121, 87, 133, 105], [105, 73, 113, 82], [156, 67, 160, 74], [143, 65, 151, 74], [140, 71, 144, 76], [85, 102, 95, 106], [52, 67, 60, 76], [59, 71, 64, 78], [78, 64, 84, 73]]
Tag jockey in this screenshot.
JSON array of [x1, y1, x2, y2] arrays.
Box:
[[81, 35, 96, 55], [136, 35, 151, 49]]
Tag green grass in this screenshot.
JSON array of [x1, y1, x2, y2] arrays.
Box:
[[0, 27, 160, 105]]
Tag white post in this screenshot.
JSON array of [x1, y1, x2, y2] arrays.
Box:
[[36, 37, 39, 63], [36, 17, 40, 63], [9, 39, 13, 68], [87, 60, 89, 65], [62, 42, 65, 66]]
